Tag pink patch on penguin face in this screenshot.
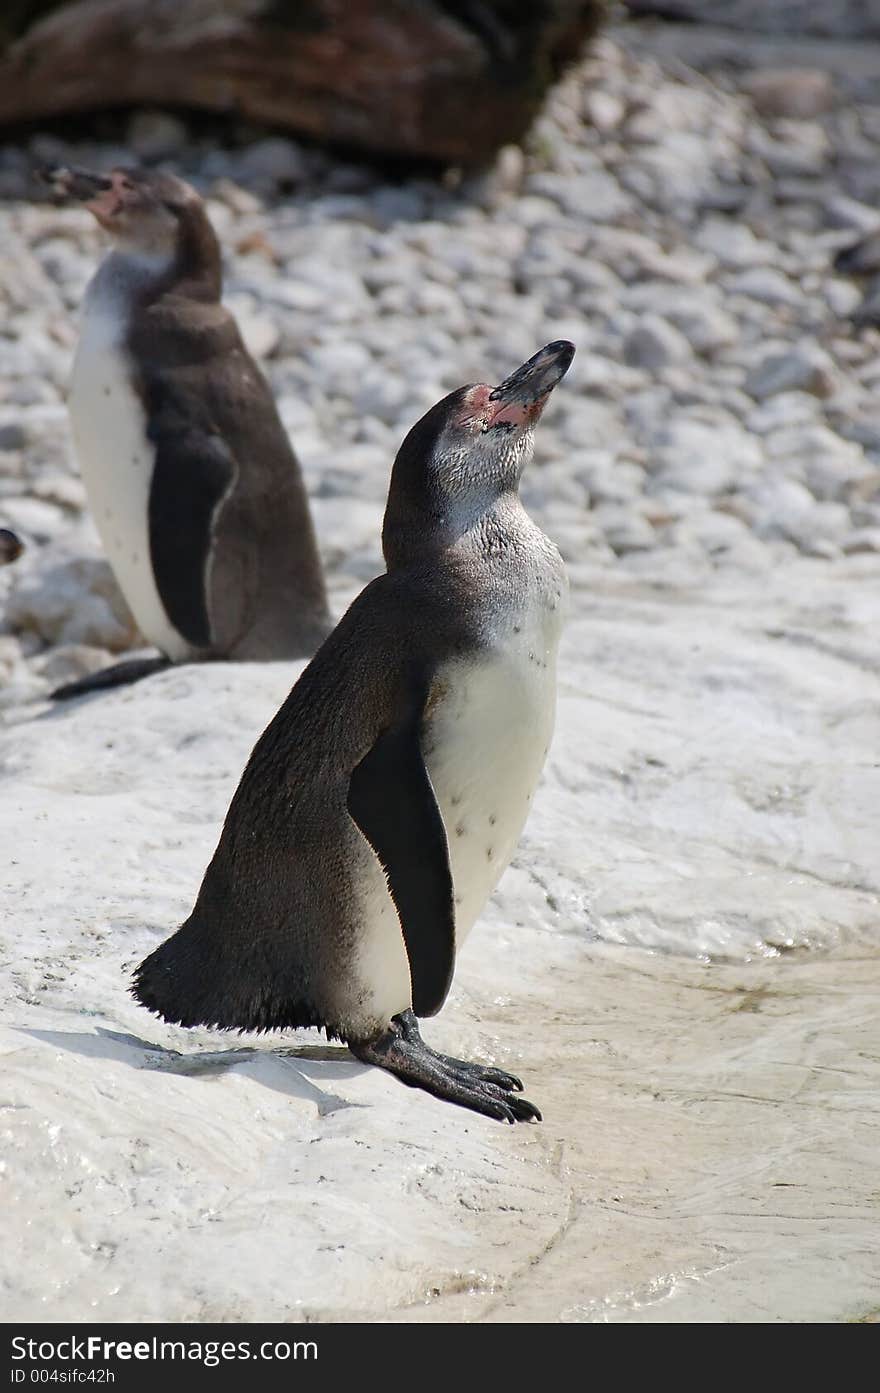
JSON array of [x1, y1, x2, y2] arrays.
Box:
[[452, 385, 493, 430], [451, 378, 552, 435], [488, 397, 543, 429], [85, 170, 131, 228]]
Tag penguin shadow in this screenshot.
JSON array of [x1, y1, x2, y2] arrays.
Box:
[[26, 694, 123, 727], [19, 1025, 364, 1117], [26, 656, 180, 723]]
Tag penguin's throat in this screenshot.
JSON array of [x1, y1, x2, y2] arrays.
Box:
[[82, 250, 176, 328]]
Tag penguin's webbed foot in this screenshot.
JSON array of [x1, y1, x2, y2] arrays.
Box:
[[350, 1009, 541, 1124], [395, 1009, 525, 1091], [51, 655, 172, 701]]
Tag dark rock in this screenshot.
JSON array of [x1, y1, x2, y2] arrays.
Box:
[[0, 422, 26, 451], [624, 2, 880, 38], [835, 234, 880, 277], [744, 349, 835, 402], [742, 69, 834, 119], [0, 527, 23, 564]]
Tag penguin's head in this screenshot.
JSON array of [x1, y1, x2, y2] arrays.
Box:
[[41, 165, 220, 294], [0, 528, 23, 565], [383, 340, 574, 566]]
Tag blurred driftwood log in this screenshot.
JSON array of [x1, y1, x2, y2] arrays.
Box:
[[0, 0, 606, 163]]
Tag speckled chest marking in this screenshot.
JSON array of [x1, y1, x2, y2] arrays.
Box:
[[423, 552, 567, 949], [68, 254, 192, 661]]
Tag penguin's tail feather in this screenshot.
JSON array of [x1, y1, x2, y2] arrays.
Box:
[[131, 915, 326, 1036]]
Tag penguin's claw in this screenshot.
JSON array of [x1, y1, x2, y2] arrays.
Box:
[[441, 1059, 524, 1091], [349, 1011, 541, 1124]]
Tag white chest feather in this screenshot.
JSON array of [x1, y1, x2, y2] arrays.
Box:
[[68, 264, 191, 660], [424, 583, 565, 948]]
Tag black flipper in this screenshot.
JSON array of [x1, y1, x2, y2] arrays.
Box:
[[347, 681, 455, 1018], [148, 430, 236, 649], [50, 655, 172, 701]]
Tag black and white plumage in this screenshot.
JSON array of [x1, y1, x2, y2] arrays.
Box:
[[45, 165, 330, 698], [134, 341, 575, 1123]]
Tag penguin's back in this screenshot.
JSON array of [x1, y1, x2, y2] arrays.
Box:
[[132, 570, 454, 1039], [129, 292, 330, 660]]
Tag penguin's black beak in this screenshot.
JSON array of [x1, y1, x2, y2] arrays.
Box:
[[0, 527, 24, 565], [490, 340, 575, 405], [37, 164, 113, 202], [485, 340, 574, 430]]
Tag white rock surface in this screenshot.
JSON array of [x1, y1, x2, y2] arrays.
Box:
[[1, 557, 878, 1322]]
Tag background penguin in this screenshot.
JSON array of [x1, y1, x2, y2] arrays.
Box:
[[0, 529, 23, 565], [134, 340, 575, 1123], [43, 165, 331, 699]]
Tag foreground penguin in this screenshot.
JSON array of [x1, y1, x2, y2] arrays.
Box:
[[134, 342, 574, 1122], [44, 165, 331, 699]]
